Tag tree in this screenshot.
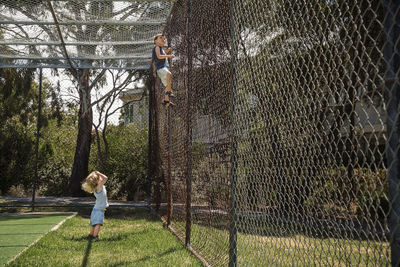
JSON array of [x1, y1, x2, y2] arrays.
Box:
[[0, 68, 35, 194], [92, 69, 146, 171], [0, 68, 65, 194], [0, 1, 169, 195]]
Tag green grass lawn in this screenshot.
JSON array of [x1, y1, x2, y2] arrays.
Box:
[[6, 208, 202, 266], [187, 223, 390, 267], [0, 212, 75, 266]]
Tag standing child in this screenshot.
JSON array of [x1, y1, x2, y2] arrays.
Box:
[[152, 33, 175, 106], [81, 171, 109, 240]]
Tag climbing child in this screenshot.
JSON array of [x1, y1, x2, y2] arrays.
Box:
[[152, 33, 175, 106], [81, 171, 109, 240]]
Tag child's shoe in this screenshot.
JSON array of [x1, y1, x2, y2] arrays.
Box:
[[166, 91, 176, 98], [162, 100, 175, 106]]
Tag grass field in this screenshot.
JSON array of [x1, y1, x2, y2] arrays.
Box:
[[168, 221, 390, 267], [4, 208, 202, 266], [0, 212, 74, 266]]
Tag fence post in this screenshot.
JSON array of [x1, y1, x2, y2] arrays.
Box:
[[165, 105, 173, 225], [185, 0, 193, 248], [147, 71, 153, 206], [165, 17, 173, 226], [229, 0, 238, 265], [385, 1, 400, 265], [31, 67, 43, 212]]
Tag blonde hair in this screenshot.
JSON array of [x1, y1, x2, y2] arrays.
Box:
[[81, 171, 99, 193]]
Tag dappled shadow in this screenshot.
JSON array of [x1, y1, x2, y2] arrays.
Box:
[[105, 208, 159, 222], [132, 247, 181, 263], [156, 204, 389, 242], [104, 261, 134, 267]]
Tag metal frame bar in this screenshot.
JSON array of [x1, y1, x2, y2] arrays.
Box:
[[0, 55, 151, 60], [46, 0, 77, 70], [0, 41, 154, 46], [385, 0, 400, 265], [0, 20, 165, 26], [166, 105, 172, 226], [185, 0, 193, 249], [48, 0, 177, 2], [0, 0, 171, 70], [147, 70, 153, 206], [0, 64, 150, 70], [229, 0, 238, 265]]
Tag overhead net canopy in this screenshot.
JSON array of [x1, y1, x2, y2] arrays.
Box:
[[0, 0, 174, 70]]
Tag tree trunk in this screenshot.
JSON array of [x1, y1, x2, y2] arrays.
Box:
[[69, 69, 93, 196], [94, 126, 104, 171]]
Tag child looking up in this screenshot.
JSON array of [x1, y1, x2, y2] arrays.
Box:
[[81, 171, 109, 239], [152, 33, 175, 106]]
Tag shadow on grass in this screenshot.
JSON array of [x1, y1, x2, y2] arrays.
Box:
[[82, 238, 92, 267], [67, 233, 130, 242], [132, 247, 181, 263], [76, 207, 159, 221]]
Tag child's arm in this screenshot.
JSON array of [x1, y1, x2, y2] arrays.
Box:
[[95, 171, 108, 192], [165, 47, 172, 54], [155, 46, 174, 60]]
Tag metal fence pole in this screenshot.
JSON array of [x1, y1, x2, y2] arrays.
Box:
[[384, 0, 400, 265], [166, 106, 172, 226], [31, 67, 43, 212], [165, 19, 173, 226], [185, 0, 193, 248], [147, 71, 153, 206], [229, 0, 238, 265]]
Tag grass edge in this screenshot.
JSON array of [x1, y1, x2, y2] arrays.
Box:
[[4, 212, 78, 266]]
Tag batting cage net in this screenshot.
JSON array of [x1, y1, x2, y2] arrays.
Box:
[[151, 0, 400, 266], [0, 0, 174, 70], [0, 0, 399, 266]]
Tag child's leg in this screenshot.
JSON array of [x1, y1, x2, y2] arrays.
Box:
[[93, 224, 102, 237], [89, 226, 95, 236], [166, 72, 172, 93], [163, 88, 170, 102]]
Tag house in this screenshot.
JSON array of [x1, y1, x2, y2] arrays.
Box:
[[119, 87, 148, 125]]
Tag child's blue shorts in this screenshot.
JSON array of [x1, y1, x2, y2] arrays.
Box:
[[90, 208, 105, 226]]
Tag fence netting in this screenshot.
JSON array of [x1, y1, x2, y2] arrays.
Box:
[[0, 0, 173, 70], [151, 0, 400, 266]]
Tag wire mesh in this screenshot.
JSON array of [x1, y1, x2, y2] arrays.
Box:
[[151, 0, 399, 266], [0, 0, 173, 69]]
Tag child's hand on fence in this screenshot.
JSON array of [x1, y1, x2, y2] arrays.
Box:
[[165, 47, 172, 54]]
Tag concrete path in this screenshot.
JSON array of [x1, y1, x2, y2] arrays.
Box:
[[0, 196, 147, 207]]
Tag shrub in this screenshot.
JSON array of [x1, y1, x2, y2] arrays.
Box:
[[90, 124, 148, 200]]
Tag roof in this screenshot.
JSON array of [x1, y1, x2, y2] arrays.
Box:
[[0, 0, 175, 70]]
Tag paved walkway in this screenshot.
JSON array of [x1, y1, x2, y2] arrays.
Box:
[[0, 196, 147, 207]]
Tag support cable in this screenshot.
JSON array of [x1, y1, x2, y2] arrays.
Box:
[[46, 0, 78, 75]]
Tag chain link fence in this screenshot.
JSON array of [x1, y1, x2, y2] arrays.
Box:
[[151, 0, 400, 266]]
